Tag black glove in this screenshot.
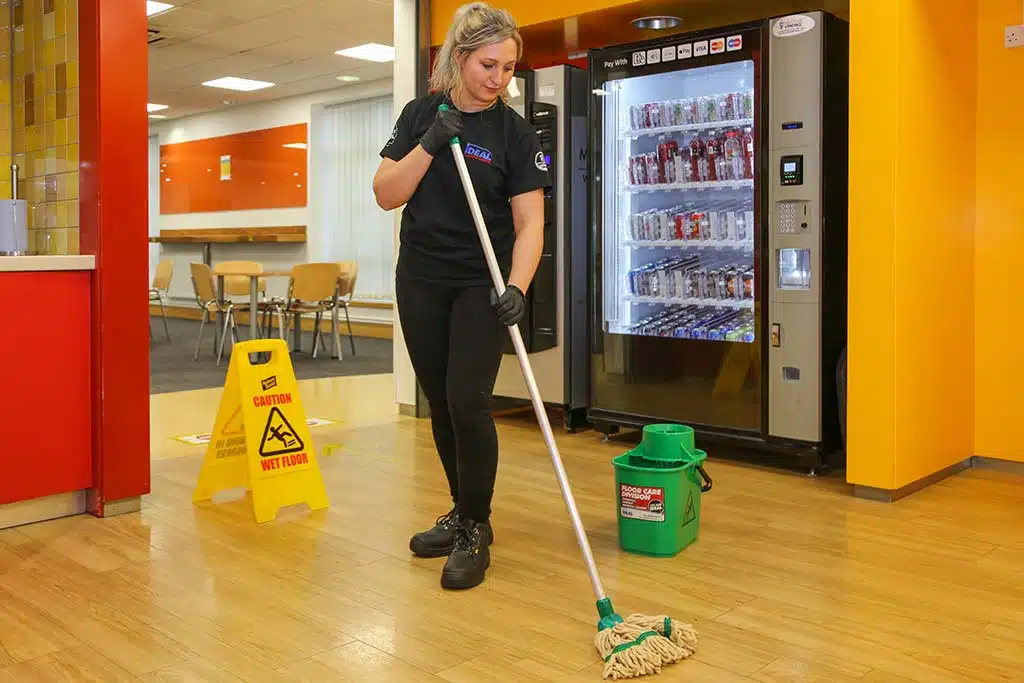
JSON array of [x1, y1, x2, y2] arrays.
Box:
[[419, 108, 464, 156], [490, 284, 525, 326]]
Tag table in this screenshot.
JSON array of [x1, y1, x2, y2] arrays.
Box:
[[210, 267, 301, 352]]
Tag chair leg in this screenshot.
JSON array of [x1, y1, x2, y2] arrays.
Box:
[[276, 307, 286, 342], [343, 304, 356, 356], [217, 307, 233, 365], [159, 294, 171, 342], [332, 306, 342, 361], [312, 312, 322, 359], [194, 310, 208, 362]]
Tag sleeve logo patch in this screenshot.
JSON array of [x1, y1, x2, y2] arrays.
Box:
[[535, 151, 548, 172]]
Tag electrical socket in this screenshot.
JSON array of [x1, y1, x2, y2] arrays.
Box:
[[1006, 25, 1024, 48]]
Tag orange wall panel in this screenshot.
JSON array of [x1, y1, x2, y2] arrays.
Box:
[[431, 0, 636, 44], [890, 0, 976, 488], [848, 0, 977, 490], [159, 123, 307, 215], [846, 0, 898, 489], [974, 0, 1024, 463]]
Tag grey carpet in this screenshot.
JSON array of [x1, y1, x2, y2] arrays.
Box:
[[149, 316, 393, 395]]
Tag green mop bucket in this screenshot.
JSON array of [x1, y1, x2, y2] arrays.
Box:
[[613, 428, 712, 557]]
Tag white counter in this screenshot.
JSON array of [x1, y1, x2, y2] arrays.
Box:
[[0, 255, 96, 272]]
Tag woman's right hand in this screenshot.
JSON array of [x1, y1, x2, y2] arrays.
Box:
[[419, 109, 464, 156]]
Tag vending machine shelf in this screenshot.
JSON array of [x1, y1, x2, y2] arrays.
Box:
[[622, 239, 753, 250], [622, 117, 755, 140], [623, 179, 754, 193], [626, 295, 755, 309]]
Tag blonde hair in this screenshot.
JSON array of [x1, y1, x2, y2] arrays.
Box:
[[430, 2, 523, 101]]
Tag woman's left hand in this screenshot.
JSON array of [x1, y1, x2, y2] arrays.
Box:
[[490, 284, 525, 326]]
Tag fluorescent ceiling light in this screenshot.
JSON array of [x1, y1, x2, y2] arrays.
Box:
[[147, 103, 168, 112], [149, 114, 168, 120], [202, 77, 275, 92], [335, 43, 394, 62], [281, 143, 307, 149], [336, 75, 360, 82], [146, 1, 174, 17]]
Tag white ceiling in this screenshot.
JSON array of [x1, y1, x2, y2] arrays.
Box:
[[147, 0, 394, 120]]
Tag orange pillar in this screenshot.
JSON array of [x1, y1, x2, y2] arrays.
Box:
[[847, 0, 977, 498]]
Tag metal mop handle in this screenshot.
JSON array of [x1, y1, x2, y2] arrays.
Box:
[[440, 105, 607, 603]]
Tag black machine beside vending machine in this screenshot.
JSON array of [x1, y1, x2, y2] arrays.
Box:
[[584, 12, 850, 469], [491, 64, 591, 431]]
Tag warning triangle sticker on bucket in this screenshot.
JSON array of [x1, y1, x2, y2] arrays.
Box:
[[682, 491, 697, 527]]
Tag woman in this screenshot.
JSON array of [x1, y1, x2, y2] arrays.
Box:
[[372, 2, 548, 590]]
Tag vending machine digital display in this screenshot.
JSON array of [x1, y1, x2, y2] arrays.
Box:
[[585, 12, 849, 466]]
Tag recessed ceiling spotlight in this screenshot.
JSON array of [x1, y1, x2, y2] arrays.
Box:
[[146, 1, 174, 17], [335, 43, 395, 62], [202, 77, 275, 92], [336, 75, 360, 82], [631, 16, 682, 30]]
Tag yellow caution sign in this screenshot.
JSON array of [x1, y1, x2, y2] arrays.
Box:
[[192, 339, 329, 523]]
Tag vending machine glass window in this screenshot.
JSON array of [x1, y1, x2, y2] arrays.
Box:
[[591, 42, 762, 433]]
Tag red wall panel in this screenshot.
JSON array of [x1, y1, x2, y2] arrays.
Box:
[[0, 272, 93, 505], [79, 0, 151, 513], [159, 124, 308, 214]]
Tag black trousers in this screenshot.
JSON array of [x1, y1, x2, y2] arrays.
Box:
[[396, 272, 506, 523]]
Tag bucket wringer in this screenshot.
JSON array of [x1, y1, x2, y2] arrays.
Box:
[[441, 104, 699, 679]]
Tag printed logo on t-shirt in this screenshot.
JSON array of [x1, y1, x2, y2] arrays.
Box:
[[386, 121, 398, 147], [464, 143, 493, 164], [534, 151, 548, 172]]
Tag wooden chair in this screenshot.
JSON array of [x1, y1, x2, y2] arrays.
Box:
[[189, 262, 246, 365], [149, 258, 173, 342], [282, 262, 343, 361]]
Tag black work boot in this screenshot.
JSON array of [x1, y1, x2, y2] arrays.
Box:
[[440, 518, 492, 590], [409, 507, 460, 558]]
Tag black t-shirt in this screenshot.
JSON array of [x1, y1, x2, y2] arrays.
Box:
[[380, 91, 551, 285]]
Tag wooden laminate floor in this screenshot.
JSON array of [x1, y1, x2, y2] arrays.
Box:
[[1, 373, 1023, 682]]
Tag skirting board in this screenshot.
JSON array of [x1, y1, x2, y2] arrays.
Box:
[[971, 456, 1024, 474], [852, 457, 973, 503], [0, 490, 89, 530]]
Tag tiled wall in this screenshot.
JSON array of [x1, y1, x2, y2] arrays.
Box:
[[12, 0, 79, 255], [0, 2, 11, 203]]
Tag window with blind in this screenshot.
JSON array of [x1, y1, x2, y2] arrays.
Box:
[[310, 95, 396, 301]]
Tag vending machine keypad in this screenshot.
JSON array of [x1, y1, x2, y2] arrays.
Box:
[[777, 200, 809, 233]]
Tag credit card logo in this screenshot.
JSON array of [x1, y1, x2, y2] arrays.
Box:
[[678, 43, 692, 59], [727, 35, 743, 51], [693, 41, 709, 57], [632, 50, 646, 66], [710, 38, 726, 54], [661, 45, 676, 62]]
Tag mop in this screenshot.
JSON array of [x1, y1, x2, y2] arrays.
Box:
[[440, 104, 699, 680]]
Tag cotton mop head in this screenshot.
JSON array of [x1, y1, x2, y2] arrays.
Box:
[[594, 599, 698, 680]]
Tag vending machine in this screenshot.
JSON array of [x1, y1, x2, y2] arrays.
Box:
[[491, 64, 591, 431], [584, 12, 849, 467]]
